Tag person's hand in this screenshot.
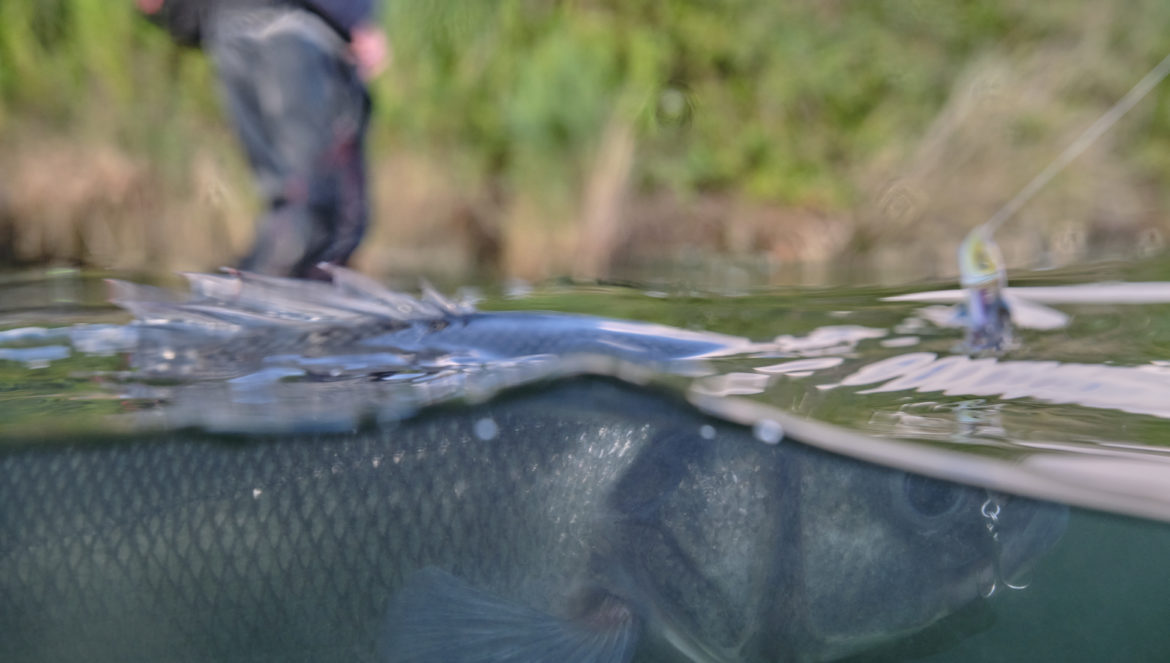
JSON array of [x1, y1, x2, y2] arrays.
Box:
[[136, 0, 164, 13], [350, 22, 390, 81]]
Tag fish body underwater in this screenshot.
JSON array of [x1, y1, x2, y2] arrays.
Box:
[[0, 376, 1066, 663]]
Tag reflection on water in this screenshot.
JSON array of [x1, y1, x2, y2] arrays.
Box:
[[2, 262, 1170, 660], [827, 352, 1170, 419]]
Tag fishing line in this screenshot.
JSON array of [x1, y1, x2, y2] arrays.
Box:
[[983, 51, 1170, 238]]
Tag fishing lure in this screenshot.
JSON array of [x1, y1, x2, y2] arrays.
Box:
[[959, 52, 1170, 352]]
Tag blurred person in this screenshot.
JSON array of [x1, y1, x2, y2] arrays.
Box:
[[136, 0, 387, 280]]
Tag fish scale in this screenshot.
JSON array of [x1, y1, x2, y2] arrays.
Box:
[[1, 404, 632, 661]]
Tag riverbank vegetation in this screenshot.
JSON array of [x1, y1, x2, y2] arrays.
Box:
[[3, 1, 1170, 283]]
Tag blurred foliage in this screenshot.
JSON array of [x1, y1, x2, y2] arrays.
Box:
[[3, 0, 1170, 276], [0, 0, 221, 171], [374, 0, 1170, 207]]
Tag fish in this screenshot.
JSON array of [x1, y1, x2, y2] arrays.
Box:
[[107, 267, 754, 380], [0, 375, 1067, 663]]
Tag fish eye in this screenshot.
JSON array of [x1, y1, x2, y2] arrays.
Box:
[[901, 474, 965, 519]]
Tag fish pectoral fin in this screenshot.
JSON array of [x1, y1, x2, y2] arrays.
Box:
[[381, 567, 640, 663]]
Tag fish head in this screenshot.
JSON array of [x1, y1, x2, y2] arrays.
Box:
[[778, 449, 1068, 661], [604, 429, 1066, 662]]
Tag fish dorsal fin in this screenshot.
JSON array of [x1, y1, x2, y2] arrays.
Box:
[[184, 269, 389, 322], [322, 265, 448, 321], [112, 268, 474, 330], [419, 278, 472, 316], [382, 568, 640, 663], [107, 280, 247, 331]]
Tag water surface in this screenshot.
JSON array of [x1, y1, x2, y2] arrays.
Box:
[[2, 258, 1170, 661]]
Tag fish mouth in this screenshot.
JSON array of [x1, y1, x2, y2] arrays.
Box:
[[818, 494, 1068, 661], [815, 496, 1067, 662], [979, 493, 1069, 595]]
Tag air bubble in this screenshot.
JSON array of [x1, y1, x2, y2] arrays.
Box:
[[699, 425, 716, 440], [474, 417, 499, 441], [753, 420, 784, 445]]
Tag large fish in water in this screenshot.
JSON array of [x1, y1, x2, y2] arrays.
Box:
[[0, 375, 1066, 663]]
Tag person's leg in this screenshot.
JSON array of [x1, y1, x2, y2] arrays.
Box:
[[208, 9, 370, 278], [295, 51, 371, 279]]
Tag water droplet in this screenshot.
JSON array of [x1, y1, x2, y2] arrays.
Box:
[[753, 420, 784, 445], [474, 417, 499, 441], [699, 425, 716, 440]]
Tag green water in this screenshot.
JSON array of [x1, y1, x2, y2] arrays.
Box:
[[2, 258, 1170, 661], [897, 510, 1170, 663]]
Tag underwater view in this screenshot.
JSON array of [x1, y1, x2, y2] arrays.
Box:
[[8, 2, 1170, 661], [2, 258, 1169, 663]]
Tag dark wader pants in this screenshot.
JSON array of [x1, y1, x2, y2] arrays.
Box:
[[208, 7, 370, 280]]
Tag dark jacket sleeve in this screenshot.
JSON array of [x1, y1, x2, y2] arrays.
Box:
[[299, 0, 375, 32], [137, 0, 219, 47]]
